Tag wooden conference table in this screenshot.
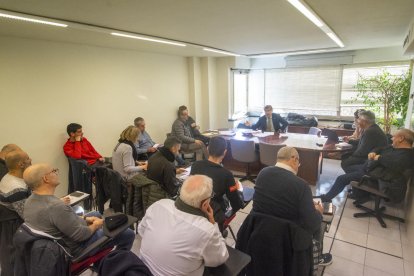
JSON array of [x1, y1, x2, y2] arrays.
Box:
[[207, 130, 348, 185]]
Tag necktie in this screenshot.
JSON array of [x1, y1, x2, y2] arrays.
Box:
[[266, 118, 274, 132]]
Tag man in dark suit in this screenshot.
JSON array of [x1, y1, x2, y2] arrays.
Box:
[[341, 110, 388, 173], [247, 105, 288, 132]]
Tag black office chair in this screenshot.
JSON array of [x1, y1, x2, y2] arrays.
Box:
[[351, 170, 413, 228], [67, 158, 93, 209]]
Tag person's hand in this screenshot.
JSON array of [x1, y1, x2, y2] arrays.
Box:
[[368, 152, 376, 160], [61, 196, 70, 205], [147, 147, 157, 153], [314, 201, 324, 214], [92, 218, 104, 228], [201, 200, 215, 224], [98, 157, 105, 163], [191, 123, 197, 128], [374, 154, 381, 161], [176, 168, 186, 174], [85, 216, 100, 225], [245, 121, 251, 126], [195, 139, 204, 146], [139, 163, 148, 171], [343, 136, 350, 142]]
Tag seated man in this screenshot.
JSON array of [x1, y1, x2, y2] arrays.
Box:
[[0, 150, 32, 218], [321, 128, 414, 203], [341, 110, 388, 173], [0, 144, 21, 180], [23, 163, 135, 256], [253, 146, 332, 266], [0, 150, 31, 276], [147, 137, 185, 197], [190, 136, 244, 231], [63, 123, 104, 166], [134, 117, 158, 160], [138, 175, 229, 275], [246, 105, 288, 132], [171, 106, 208, 160]]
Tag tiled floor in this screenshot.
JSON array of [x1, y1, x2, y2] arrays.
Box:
[[82, 158, 414, 276]]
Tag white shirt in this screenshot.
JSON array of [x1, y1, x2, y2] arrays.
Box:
[[138, 199, 229, 276], [275, 162, 297, 175]]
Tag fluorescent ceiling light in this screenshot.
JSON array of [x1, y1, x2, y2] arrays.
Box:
[[326, 32, 344, 48], [287, 0, 323, 27], [203, 48, 240, 56], [0, 12, 67, 27], [111, 32, 186, 47], [287, 0, 345, 48]]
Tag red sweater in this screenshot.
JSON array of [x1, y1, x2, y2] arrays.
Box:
[[63, 137, 102, 165]]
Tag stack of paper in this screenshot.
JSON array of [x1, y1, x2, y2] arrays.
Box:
[[218, 130, 236, 136]]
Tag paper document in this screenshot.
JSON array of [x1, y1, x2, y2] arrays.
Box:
[[62, 191, 90, 206], [336, 142, 353, 149], [153, 144, 160, 149], [177, 166, 191, 181], [218, 130, 236, 136], [253, 132, 274, 138]]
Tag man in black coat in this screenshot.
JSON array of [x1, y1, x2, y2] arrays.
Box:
[[247, 105, 288, 132], [253, 146, 332, 266], [341, 110, 388, 173], [321, 128, 414, 203], [147, 137, 185, 197]]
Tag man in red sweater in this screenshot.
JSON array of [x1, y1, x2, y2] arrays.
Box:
[[63, 123, 104, 165]]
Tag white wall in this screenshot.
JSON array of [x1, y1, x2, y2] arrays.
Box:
[[0, 36, 189, 196]]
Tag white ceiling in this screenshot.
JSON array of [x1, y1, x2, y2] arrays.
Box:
[[0, 0, 413, 57]]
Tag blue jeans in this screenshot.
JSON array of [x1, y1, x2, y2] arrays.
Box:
[[81, 212, 135, 252]]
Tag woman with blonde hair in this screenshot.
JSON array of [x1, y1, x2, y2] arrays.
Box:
[[112, 125, 147, 179]]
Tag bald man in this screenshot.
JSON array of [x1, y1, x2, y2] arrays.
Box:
[[0, 144, 21, 180], [0, 150, 32, 217], [23, 164, 135, 256], [253, 146, 332, 266], [138, 175, 228, 276]]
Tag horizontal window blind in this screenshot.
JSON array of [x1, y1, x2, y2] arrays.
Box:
[[265, 66, 342, 116], [340, 62, 410, 116]]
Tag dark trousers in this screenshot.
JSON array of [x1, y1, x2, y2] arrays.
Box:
[[324, 165, 365, 201], [341, 156, 365, 173]]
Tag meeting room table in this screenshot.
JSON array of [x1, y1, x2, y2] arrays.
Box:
[[205, 129, 350, 185]]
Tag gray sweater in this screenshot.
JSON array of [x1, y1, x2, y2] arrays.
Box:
[[171, 119, 195, 144], [24, 193, 93, 255]]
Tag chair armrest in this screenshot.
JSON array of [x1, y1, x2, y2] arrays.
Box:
[[351, 180, 389, 199], [71, 236, 110, 263]]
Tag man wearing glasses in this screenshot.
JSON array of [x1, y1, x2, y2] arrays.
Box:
[[23, 164, 135, 257], [138, 175, 228, 276], [253, 146, 332, 266]]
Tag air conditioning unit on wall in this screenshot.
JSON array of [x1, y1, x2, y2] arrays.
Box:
[[403, 21, 414, 55]]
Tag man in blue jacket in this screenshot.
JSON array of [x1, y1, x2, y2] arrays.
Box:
[[247, 105, 288, 132]]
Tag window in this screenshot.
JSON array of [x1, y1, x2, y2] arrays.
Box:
[[231, 62, 410, 118], [340, 63, 410, 116]]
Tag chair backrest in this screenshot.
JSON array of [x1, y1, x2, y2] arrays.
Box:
[[235, 212, 313, 276], [230, 139, 257, 163], [95, 167, 126, 214], [259, 142, 285, 166], [308, 127, 322, 136], [67, 158, 92, 209]]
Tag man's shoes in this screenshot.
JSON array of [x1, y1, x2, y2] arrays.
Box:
[[319, 253, 333, 266]]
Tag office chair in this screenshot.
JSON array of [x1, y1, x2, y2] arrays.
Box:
[[351, 170, 413, 228], [258, 142, 285, 166], [308, 127, 322, 136], [230, 139, 258, 183]]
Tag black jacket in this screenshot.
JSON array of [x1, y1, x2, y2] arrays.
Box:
[[253, 166, 322, 235], [0, 158, 7, 180], [98, 249, 152, 276], [147, 148, 179, 197], [13, 224, 69, 276], [236, 211, 313, 276], [252, 113, 288, 132], [95, 167, 127, 214], [67, 157, 93, 209]]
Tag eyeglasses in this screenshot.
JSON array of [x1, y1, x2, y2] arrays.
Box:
[[46, 168, 59, 176], [200, 191, 216, 206]]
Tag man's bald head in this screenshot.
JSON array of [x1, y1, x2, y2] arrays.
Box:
[[0, 144, 21, 159], [23, 163, 52, 190], [277, 146, 299, 162], [179, 175, 213, 208], [5, 150, 31, 171], [393, 128, 414, 148]]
